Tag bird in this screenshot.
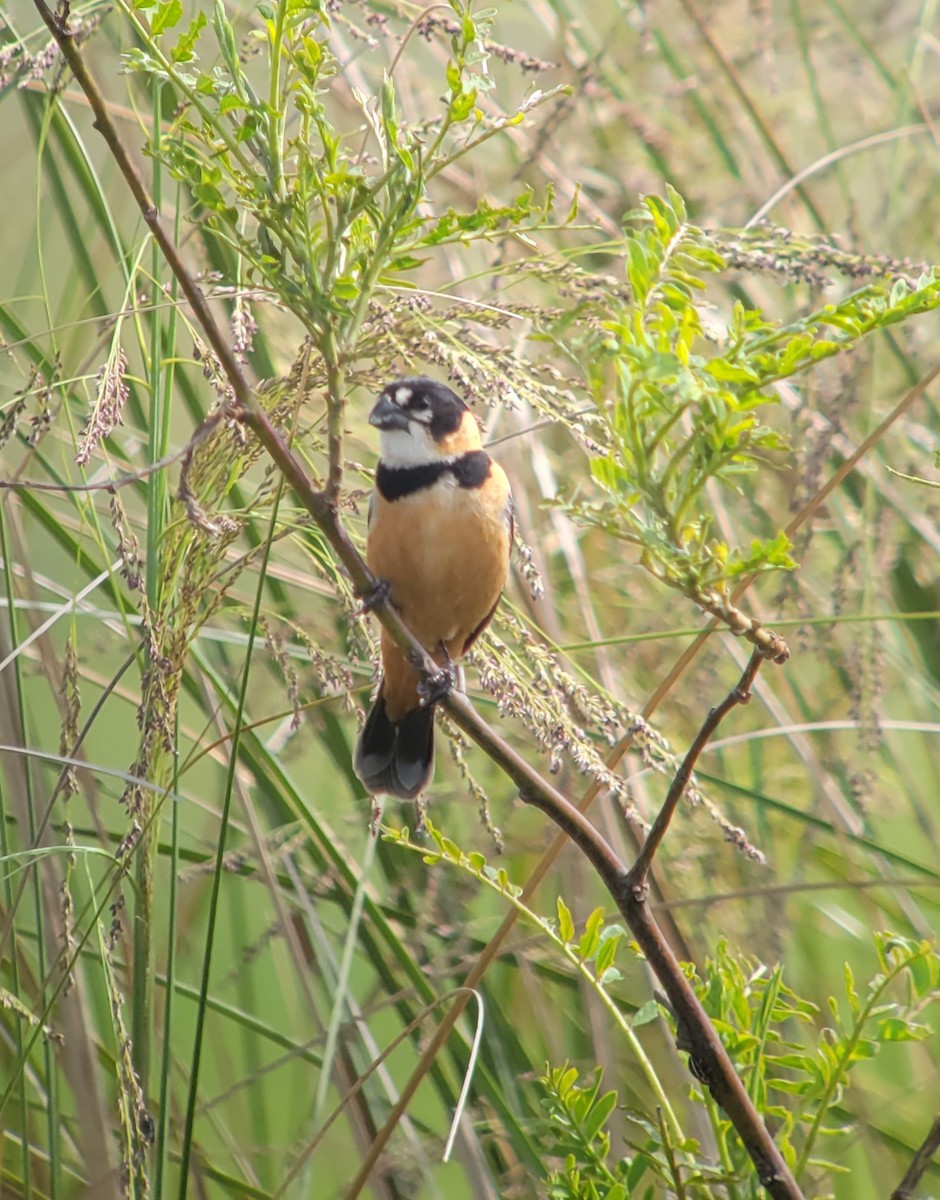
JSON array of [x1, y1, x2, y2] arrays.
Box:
[[353, 377, 513, 799]]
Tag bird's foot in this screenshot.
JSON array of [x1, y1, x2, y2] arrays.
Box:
[[418, 644, 458, 707], [355, 576, 392, 616]]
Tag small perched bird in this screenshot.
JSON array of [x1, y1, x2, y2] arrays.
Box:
[[354, 377, 513, 799]]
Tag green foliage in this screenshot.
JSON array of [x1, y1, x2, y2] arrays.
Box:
[[539, 1064, 625, 1199], [387, 822, 634, 994], [121, 0, 565, 351], [94, 0, 940, 633], [675, 933, 938, 1184], [555, 187, 940, 619], [535, 934, 939, 1199], [679, 934, 938, 1187], [538, 1061, 728, 1200], [392, 824, 940, 1197], [3, 2, 940, 1198]]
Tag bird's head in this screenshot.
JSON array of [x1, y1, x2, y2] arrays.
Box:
[[369, 377, 483, 466]]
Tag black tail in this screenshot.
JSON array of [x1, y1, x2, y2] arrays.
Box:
[[354, 689, 435, 799]]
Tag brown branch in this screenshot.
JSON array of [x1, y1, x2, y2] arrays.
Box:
[[334, 268, 940, 1200], [627, 649, 763, 889], [438, 685, 804, 1200], [39, 11, 928, 1199], [693, 593, 790, 663], [891, 1115, 940, 1200]]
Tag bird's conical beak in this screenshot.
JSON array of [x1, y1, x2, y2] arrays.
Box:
[[369, 394, 411, 431]]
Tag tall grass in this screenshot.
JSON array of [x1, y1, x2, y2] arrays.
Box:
[[0, 1, 938, 1198]]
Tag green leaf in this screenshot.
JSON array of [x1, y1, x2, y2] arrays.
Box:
[[152, 0, 183, 35], [556, 896, 575, 943], [577, 907, 605, 960], [441, 836, 461, 861], [706, 358, 759, 384], [583, 1089, 618, 1143], [385, 255, 427, 273], [843, 962, 859, 1015], [451, 89, 478, 122], [907, 947, 939, 997], [170, 11, 206, 61], [595, 932, 621, 976], [332, 277, 359, 300], [876, 1017, 931, 1042], [631, 999, 660, 1028], [559, 1064, 579, 1097], [625, 1154, 651, 1190]]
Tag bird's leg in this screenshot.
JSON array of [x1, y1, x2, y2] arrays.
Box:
[[417, 641, 458, 707], [354, 576, 393, 616], [442, 643, 467, 694]]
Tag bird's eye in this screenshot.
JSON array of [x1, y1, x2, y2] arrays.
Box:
[[411, 394, 430, 410]]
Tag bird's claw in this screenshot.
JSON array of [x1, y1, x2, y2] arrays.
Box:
[[355, 577, 392, 616], [417, 659, 458, 707]]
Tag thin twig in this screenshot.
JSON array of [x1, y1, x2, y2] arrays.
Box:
[[0, 413, 223, 494], [628, 650, 763, 890], [890, 1115, 940, 1200], [324, 348, 345, 507], [747, 124, 929, 228], [692, 594, 789, 663], [656, 1105, 689, 1200]]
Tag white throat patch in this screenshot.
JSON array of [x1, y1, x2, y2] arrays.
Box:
[[379, 423, 442, 467]]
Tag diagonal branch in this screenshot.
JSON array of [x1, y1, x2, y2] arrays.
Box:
[[31, 8, 808, 1197], [890, 1115, 940, 1200], [0, 412, 224, 494], [627, 648, 764, 889], [422, 669, 805, 1200]]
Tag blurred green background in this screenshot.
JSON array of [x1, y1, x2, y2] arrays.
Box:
[[0, 1, 939, 1197]]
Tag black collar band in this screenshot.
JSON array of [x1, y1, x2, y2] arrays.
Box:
[[377, 450, 491, 501]]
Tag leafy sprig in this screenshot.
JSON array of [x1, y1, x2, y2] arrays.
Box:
[[555, 186, 940, 637], [538, 934, 939, 1198], [121, 0, 566, 346]]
